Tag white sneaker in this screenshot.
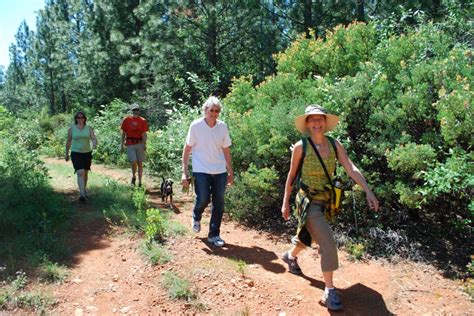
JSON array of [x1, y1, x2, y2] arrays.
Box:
[[208, 236, 225, 247], [192, 220, 201, 233]]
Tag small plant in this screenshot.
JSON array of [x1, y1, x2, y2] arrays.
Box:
[[345, 241, 366, 261], [144, 208, 166, 243], [14, 290, 54, 310], [132, 186, 149, 213], [0, 272, 54, 311], [229, 258, 247, 277], [139, 240, 171, 265], [11, 271, 28, 291], [166, 221, 188, 236], [161, 272, 197, 301], [38, 258, 68, 284]]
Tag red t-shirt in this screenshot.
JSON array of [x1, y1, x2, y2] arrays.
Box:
[[121, 116, 149, 145]]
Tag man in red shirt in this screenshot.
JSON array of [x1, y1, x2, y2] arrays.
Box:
[[121, 103, 149, 187]]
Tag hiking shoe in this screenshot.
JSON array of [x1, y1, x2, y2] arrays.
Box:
[[321, 289, 343, 311], [192, 220, 201, 233], [131, 177, 136, 186], [282, 251, 303, 275], [208, 236, 225, 247], [79, 196, 86, 202]]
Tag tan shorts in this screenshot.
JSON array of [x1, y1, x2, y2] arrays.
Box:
[[127, 143, 146, 162], [296, 203, 339, 272]]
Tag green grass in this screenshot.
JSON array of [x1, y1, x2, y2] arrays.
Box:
[[0, 271, 55, 312], [166, 220, 188, 236], [345, 241, 366, 261], [38, 258, 68, 284], [139, 240, 172, 265], [161, 272, 197, 301]]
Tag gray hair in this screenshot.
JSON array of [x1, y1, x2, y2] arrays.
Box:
[[202, 96, 222, 112]]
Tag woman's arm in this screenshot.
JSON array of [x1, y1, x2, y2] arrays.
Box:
[[65, 127, 72, 161], [281, 140, 303, 220], [223, 146, 234, 186], [335, 139, 380, 211]]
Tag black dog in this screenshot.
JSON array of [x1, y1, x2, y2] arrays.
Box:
[[160, 177, 174, 205]]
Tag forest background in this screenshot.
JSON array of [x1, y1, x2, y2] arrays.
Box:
[[0, 0, 472, 302]]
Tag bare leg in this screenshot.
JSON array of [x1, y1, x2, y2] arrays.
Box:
[[137, 161, 143, 185], [289, 243, 305, 258], [323, 271, 334, 288], [77, 169, 86, 197], [131, 161, 138, 185], [84, 170, 89, 194]]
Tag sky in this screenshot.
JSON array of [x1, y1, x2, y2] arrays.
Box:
[[0, 0, 45, 69]]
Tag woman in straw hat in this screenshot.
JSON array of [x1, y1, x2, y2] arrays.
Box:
[[280, 105, 379, 311]]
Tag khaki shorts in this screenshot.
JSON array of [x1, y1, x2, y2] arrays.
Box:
[[295, 203, 339, 272], [127, 143, 146, 162]]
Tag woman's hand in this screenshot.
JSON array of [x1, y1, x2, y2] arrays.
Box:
[[181, 174, 190, 188], [227, 173, 234, 186], [366, 190, 380, 212], [281, 202, 291, 221]]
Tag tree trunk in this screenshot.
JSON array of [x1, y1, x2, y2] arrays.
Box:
[[356, 0, 366, 22], [303, 0, 313, 38]]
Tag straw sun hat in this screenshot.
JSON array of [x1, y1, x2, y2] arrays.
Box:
[[294, 105, 339, 134]]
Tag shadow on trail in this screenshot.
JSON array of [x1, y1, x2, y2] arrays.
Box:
[[57, 182, 141, 268], [200, 239, 286, 274], [201, 240, 393, 315], [338, 283, 394, 315]]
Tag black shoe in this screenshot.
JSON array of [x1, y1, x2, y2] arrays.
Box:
[[79, 196, 86, 202], [131, 177, 136, 186], [282, 251, 303, 275]]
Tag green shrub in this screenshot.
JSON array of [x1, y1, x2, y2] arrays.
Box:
[[144, 208, 166, 243], [147, 104, 199, 178], [226, 165, 280, 226], [223, 20, 472, 262], [92, 99, 129, 166]]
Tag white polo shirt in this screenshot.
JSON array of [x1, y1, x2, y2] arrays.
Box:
[[185, 117, 232, 174]]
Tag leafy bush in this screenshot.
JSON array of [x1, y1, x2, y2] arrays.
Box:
[[226, 165, 280, 227], [147, 105, 199, 178], [144, 208, 166, 243], [92, 99, 129, 166], [223, 20, 472, 266]]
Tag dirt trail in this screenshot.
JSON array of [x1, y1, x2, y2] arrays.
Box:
[[42, 158, 472, 315]]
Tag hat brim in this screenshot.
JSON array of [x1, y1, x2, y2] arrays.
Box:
[[294, 113, 339, 134]]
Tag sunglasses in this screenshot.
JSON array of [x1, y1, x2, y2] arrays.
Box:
[[209, 109, 220, 113], [132, 109, 140, 112], [76, 116, 85, 119]]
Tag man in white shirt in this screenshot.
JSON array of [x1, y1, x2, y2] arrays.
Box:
[[181, 96, 234, 247]]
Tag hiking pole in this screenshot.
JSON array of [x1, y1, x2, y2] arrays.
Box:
[[351, 189, 358, 233]]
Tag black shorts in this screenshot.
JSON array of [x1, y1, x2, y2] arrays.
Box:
[[71, 151, 92, 172]]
